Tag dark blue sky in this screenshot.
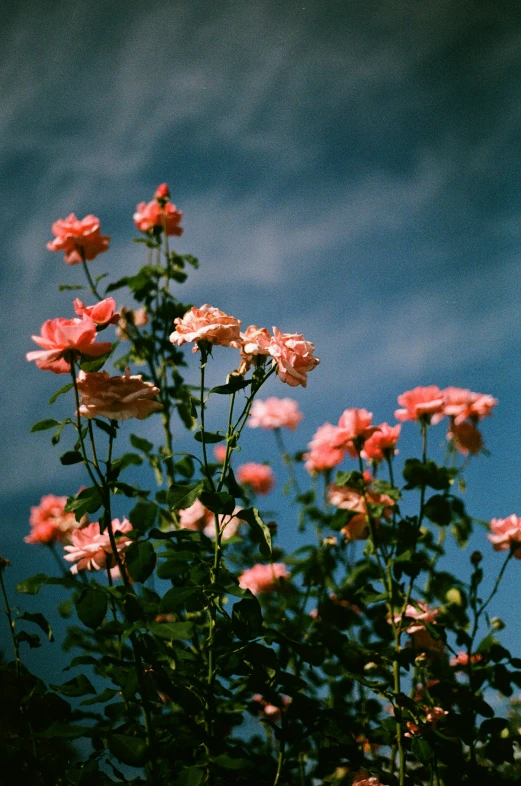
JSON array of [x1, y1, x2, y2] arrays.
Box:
[[3, 0, 521, 668]]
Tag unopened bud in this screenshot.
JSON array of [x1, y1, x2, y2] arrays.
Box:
[[364, 661, 378, 671], [491, 616, 505, 631], [470, 551, 483, 566], [154, 182, 170, 202], [267, 520, 278, 534], [446, 588, 463, 606], [0, 555, 11, 571]]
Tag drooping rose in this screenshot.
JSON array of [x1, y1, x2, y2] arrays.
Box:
[[304, 422, 345, 474], [76, 367, 163, 421], [488, 515, 521, 557], [169, 305, 241, 351], [238, 563, 290, 595], [133, 199, 183, 235], [73, 297, 120, 327], [237, 463, 274, 494], [47, 213, 110, 265], [25, 494, 80, 545], [352, 773, 387, 786], [362, 423, 401, 462], [248, 397, 303, 430], [268, 327, 319, 388], [26, 315, 112, 374], [394, 386, 445, 423], [447, 421, 483, 455], [63, 518, 132, 574]]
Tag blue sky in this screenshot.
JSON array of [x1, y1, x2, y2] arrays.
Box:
[[2, 0, 521, 669]]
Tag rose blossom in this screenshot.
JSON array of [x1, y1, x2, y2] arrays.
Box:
[[397, 601, 439, 634], [488, 515, 521, 557], [238, 563, 290, 595], [352, 774, 387, 786], [268, 327, 319, 388], [213, 444, 228, 462], [178, 500, 242, 540], [169, 305, 241, 351], [73, 297, 120, 327], [237, 463, 274, 495], [441, 386, 498, 424], [304, 422, 345, 474], [327, 485, 395, 541], [450, 651, 483, 668], [362, 423, 401, 462], [238, 325, 272, 371], [333, 408, 377, 455], [25, 494, 80, 545], [154, 183, 170, 201], [251, 694, 290, 723], [115, 307, 148, 340], [63, 518, 132, 574], [76, 368, 163, 420], [394, 385, 445, 423], [26, 315, 112, 374], [447, 421, 483, 455], [47, 213, 110, 265], [248, 397, 303, 430], [133, 198, 183, 235]]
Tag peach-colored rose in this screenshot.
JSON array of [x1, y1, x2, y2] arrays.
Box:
[[47, 213, 110, 265], [447, 421, 483, 455], [304, 422, 345, 474], [238, 563, 290, 595], [488, 515, 521, 557], [25, 494, 81, 545], [397, 601, 439, 634], [76, 367, 163, 420], [169, 304, 241, 351], [237, 463, 274, 495], [133, 199, 183, 236], [395, 386, 445, 423], [333, 408, 377, 454], [268, 327, 319, 388], [26, 315, 112, 374], [178, 500, 242, 541], [362, 423, 401, 462], [237, 325, 272, 371], [63, 518, 132, 574], [440, 386, 498, 425], [73, 297, 120, 327], [327, 485, 395, 541], [450, 651, 483, 668], [213, 444, 228, 462], [248, 397, 303, 430], [251, 694, 290, 723]]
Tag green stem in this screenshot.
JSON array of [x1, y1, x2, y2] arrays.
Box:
[[0, 564, 20, 673], [274, 427, 301, 495], [80, 249, 102, 300]]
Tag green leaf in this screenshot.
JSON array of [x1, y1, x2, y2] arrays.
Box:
[[65, 486, 103, 520], [194, 429, 225, 444], [148, 621, 194, 640], [16, 573, 77, 595], [126, 541, 156, 583], [60, 450, 84, 465], [105, 276, 130, 294], [76, 588, 108, 629], [210, 754, 251, 769], [174, 767, 204, 786], [58, 284, 84, 291], [329, 509, 348, 531], [80, 687, 119, 706], [48, 382, 74, 405], [18, 611, 54, 641], [411, 737, 434, 764], [160, 586, 206, 612], [30, 418, 61, 433], [130, 433, 154, 453], [176, 455, 195, 479], [236, 508, 272, 557], [129, 501, 157, 533], [15, 630, 41, 648], [79, 350, 112, 372], [51, 674, 96, 697], [110, 481, 148, 497], [210, 377, 252, 395], [107, 733, 149, 767], [200, 490, 235, 515], [424, 494, 453, 526], [167, 481, 204, 510], [232, 596, 263, 640]]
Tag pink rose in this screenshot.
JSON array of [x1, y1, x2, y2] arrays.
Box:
[[26, 315, 112, 374], [333, 408, 378, 455], [154, 183, 170, 201], [178, 500, 242, 541], [248, 397, 303, 430], [328, 485, 395, 541], [251, 694, 290, 723], [303, 422, 345, 474], [63, 518, 132, 574], [213, 444, 228, 463], [25, 494, 80, 545], [362, 423, 401, 462], [169, 304, 241, 351], [396, 601, 439, 634], [395, 386, 445, 423], [237, 463, 274, 495], [488, 515, 521, 557], [76, 368, 163, 421], [447, 421, 483, 455], [133, 199, 183, 236], [73, 297, 120, 327], [238, 325, 272, 372], [238, 563, 290, 595], [440, 386, 498, 425], [352, 774, 387, 786], [47, 213, 110, 265], [450, 651, 483, 668], [268, 327, 319, 388]]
